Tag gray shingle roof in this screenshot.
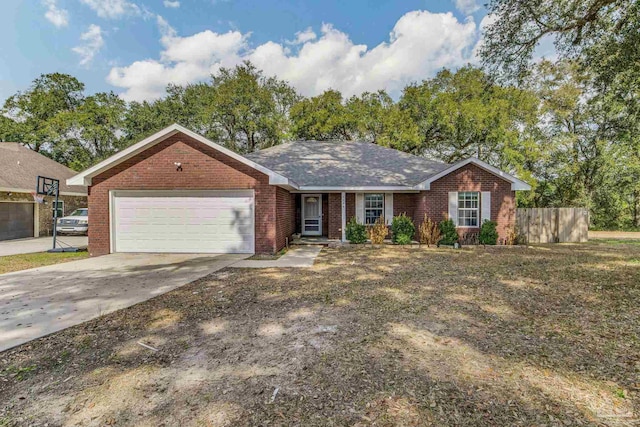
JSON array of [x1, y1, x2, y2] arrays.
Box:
[[245, 141, 450, 187], [0, 143, 87, 195]]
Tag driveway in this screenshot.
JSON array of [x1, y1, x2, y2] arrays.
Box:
[[0, 236, 88, 256], [0, 253, 248, 352]]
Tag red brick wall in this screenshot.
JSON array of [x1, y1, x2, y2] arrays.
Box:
[[327, 193, 356, 240], [276, 187, 296, 250], [88, 133, 279, 256], [393, 193, 416, 219], [414, 163, 516, 242]]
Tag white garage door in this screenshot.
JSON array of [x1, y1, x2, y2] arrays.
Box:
[[112, 190, 254, 254]]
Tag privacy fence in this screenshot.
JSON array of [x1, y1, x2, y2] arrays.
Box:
[[515, 208, 589, 243]]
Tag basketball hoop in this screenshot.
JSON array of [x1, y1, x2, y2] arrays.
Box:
[[31, 191, 45, 204]]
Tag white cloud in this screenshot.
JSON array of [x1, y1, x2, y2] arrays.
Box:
[[79, 0, 140, 19], [163, 0, 180, 8], [107, 10, 479, 102], [453, 0, 480, 15], [43, 0, 69, 28], [287, 27, 317, 45], [72, 24, 104, 66]]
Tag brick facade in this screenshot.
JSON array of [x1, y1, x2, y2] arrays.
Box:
[[88, 133, 281, 256], [87, 132, 516, 254], [414, 163, 516, 242]]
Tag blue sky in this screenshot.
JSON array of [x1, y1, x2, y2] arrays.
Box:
[[0, 0, 500, 103]]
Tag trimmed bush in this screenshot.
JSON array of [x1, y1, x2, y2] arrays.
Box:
[[345, 217, 367, 244], [438, 219, 459, 246], [368, 216, 388, 245], [394, 233, 412, 245], [391, 213, 415, 244], [418, 214, 441, 247], [479, 220, 498, 245]]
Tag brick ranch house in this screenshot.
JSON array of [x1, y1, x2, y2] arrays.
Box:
[[67, 124, 531, 256], [0, 143, 87, 241]]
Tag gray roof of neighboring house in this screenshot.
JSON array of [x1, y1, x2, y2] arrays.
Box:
[[0, 143, 87, 195], [245, 141, 450, 187]]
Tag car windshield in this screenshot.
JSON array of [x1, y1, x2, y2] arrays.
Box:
[[69, 209, 88, 216]]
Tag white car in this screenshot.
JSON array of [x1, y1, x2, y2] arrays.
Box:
[[56, 208, 89, 235]]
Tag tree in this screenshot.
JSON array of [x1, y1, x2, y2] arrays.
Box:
[[346, 91, 421, 152], [2, 73, 85, 152], [290, 90, 356, 141], [51, 92, 126, 170], [480, 0, 638, 82], [399, 66, 540, 176]]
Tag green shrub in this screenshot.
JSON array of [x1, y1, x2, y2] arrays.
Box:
[[391, 213, 415, 244], [479, 220, 498, 245], [345, 217, 367, 244], [394, 234, 412, 245], [438, 219, 459, 246]]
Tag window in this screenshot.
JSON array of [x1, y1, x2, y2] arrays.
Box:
[[457, 192, 479, 227], [52, 201, 64, 218], [364, 193, 384, 225]]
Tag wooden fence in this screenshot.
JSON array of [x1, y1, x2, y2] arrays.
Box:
[[515, 208, 589, 243]]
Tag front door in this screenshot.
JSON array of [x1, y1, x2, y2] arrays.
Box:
[[302, 194, 322, 236]]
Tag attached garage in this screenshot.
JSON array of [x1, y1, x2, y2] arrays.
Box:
[[111, 190, 255, 254], [0, 202, 35, 241]]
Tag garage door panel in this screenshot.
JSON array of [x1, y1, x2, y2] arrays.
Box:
[[113, 191, 255, 254], [0, 203, 35, 241]]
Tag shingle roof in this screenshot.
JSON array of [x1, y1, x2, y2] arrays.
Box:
[[0, 143, 87, 195], [245, 141, 450, 187]]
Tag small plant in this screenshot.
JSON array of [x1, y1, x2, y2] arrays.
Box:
[[368, 216, 388, 245], [345, 216, 367, 244], [418, 214, 441, 247], [479, 220, 498, 245], [438, 218, 459, 246], [391, 213, 415, 244], [504, 226, 520, 245]]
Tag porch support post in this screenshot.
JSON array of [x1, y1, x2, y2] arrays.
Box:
[[341, 192, 346, 242]]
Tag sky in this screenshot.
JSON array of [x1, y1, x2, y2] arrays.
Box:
[[0, 0, 553, 104]]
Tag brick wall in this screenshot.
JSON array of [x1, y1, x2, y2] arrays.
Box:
[[88, 133, 279, 256], [414, 163, 516, 242], [275, 187, 296, 250]]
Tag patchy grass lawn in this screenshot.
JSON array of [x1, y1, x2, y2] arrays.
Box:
[[1, 244, 639, 426], [0, 251, 88, 274]]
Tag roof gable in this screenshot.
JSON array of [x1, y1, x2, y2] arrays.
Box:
[[67, 124, 292, 187], [0, 143, 86, 195], [414, 157, 531, 191]]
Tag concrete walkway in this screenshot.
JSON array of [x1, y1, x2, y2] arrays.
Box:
[[231, 245, 322, 268], [0, 236, 88, 257], [0, 252, 248, 352]]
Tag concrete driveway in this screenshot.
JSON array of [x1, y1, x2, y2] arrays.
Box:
[[0, 253, 248, 352], [0, 236, 88, 257]]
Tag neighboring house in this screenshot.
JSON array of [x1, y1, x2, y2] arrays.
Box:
[[0, 143, 87, 241], [68, 124, 530, 256]]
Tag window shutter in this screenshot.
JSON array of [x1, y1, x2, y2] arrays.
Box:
[[481, 191, 491, 223], [384, 193, 393, 225], [448, 192, 458, 223], [356, 193, 364, 223]]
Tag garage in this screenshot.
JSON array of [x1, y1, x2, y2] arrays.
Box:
[[111, 190, 255, 254], [0, 202, 35, 241]]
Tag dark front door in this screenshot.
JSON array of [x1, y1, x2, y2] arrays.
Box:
[[0, 203, 34, 241]]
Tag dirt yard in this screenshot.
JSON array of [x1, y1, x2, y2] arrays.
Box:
[[1, 242, 639, 426]]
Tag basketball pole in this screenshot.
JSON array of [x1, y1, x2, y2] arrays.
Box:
[[51, 180, 59, 251]]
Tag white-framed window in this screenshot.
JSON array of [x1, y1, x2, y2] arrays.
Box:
[[364, 193, 384, 225], [52, 200, 64, 218], [457, 192, 479, 227]]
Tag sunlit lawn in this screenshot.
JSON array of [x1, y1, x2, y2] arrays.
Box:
[[0, 251, 88, 274], [1, 243, 639, 426]]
